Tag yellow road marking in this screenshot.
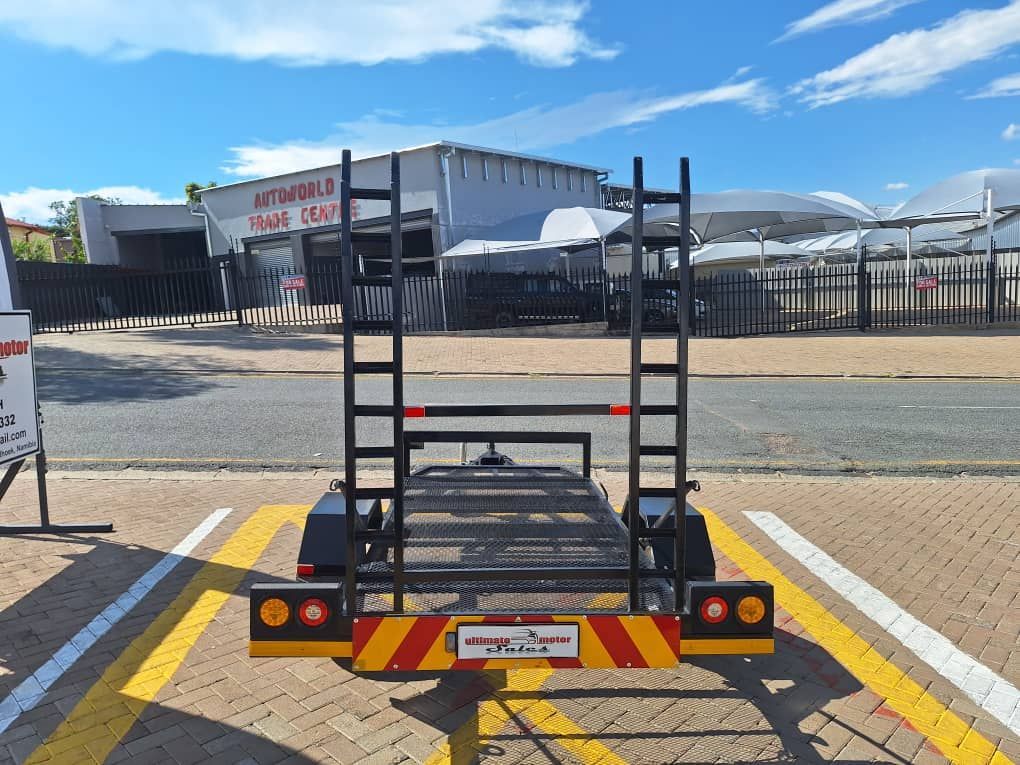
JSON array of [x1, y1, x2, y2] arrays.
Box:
[[26, 504, 311, 765], [700, 506, 1015, 765], [425, 669, 625, 765]]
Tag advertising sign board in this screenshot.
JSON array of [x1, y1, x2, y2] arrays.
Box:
[[0, 312, 39, 467]]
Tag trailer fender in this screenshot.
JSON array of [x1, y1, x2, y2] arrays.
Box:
[[296, 492, 383, 578], [636, 498, 715, 579]]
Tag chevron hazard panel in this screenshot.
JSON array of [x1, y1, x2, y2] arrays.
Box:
[[351, 614, 682, 671]]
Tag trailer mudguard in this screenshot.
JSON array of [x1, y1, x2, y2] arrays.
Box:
[[296, 492, 383, 577], [629, 497, 715, 579]]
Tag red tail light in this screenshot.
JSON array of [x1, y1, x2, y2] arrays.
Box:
[[609, 404, 631, 416], [404, 406, 426, 418], [298, 598, 329, 627], [699, 596, 729, 624], [296, 564, 315, 577]]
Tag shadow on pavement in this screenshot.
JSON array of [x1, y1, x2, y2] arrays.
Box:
[[0, 532, 285, 719], [36, 363, 222, 405], [390, 629, 915, 765]]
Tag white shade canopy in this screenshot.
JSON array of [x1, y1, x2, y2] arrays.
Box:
[[642, 190, 875, 244], [692, 240, 814, 265], [797, 223, 971, 252], [892, 169, 1020, 220], [440, 206, 629, 259]]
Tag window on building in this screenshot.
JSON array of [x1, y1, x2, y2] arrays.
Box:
[[581, 173, 587, 192], [537, 166, 543, 188], [461, 155, 469, 179], [520, 161, 527, 185], [501, 159, 509, 183], [567, 171, 573, 191], [552, 167, 558, 189], [482, 157, 489, 181]]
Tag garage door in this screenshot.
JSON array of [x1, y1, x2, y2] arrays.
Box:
[[249, 240, 296, 307], [250, 240, 294, 273]]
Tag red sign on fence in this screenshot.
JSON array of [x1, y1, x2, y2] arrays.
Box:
[[281, 275, 306, 291], [915, 275, 938, 291]]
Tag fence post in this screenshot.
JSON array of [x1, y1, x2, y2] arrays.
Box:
[[856, 245, 868, 332], [228, 251, 244, 326], [987, 242, 997, 324]]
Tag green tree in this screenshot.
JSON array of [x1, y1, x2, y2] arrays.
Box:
[[185, 181, 217, 204], [48, 195, 119, 263], [12, 238, 52, 262]]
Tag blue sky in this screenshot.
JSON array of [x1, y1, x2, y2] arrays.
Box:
[[4, 0, 1020, 223]]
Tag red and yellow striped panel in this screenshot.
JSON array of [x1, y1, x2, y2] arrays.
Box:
[[351, 614, 682, 671]]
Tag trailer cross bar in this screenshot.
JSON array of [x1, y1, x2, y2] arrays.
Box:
[[403, 430, 592, 477]]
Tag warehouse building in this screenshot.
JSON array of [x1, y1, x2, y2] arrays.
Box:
[[78, 141, 609, 278]]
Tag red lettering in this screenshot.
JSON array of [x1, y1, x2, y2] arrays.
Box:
[[309, 205, 319, 223], [281, 210, 290, 228], [326, 177, 335, 196]]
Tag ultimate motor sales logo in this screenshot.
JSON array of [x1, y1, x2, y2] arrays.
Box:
[[464, 629, 575, 655]]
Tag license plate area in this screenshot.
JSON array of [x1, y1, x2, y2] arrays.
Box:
[[456, 622, 580, 659]]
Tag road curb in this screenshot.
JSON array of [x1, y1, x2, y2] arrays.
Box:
[[37, 367, 1020, 382]]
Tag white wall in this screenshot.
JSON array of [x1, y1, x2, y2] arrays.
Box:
[[199, 151, 441, 257]]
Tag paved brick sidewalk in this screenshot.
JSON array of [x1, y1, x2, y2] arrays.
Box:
[[1, 472, 1017, 763], [35, 325, 1020, 378]]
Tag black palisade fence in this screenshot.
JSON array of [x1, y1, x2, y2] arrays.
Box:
[[17, 252, 1020, 336]]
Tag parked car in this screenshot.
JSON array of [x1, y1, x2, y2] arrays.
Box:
[[464, 273, 599, 328], [609, 287, 706, 324]]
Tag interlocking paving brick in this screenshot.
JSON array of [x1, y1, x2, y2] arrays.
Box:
[[1, 474, 1018, 763], [33, 324, 1020, 379]]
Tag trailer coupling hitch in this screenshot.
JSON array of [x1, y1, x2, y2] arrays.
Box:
[[329, 479, 346, 494], [685, 480, 701, 495]]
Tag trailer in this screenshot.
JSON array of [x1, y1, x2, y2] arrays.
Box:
[[249, 151, 774, 671]]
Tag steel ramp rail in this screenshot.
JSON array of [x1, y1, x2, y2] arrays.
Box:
[[628, 156, 694, 612]]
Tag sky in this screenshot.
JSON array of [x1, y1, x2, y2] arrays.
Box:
[[4, 0, 1020, 223]]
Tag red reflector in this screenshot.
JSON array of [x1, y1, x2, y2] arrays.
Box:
[[699, 596, 729, 625], [609, 404, 631, 416], [298, 597, 329, 627], [296, 564, 315, 577], [404, 406, 426, 418]]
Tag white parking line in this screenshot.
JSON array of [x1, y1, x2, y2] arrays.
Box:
[[0, 507, 232, 735], [898, 405, 1020, 409], [745, 511, 1020, 738]]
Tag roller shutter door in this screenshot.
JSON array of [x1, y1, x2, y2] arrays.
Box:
[[250, 240, 294, 273], [249, 240, 296, 307]]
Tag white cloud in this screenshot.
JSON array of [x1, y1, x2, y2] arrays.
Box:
[[0, 1, 615, 68], [223, 80, 776, 177], [971, 71, 1020, 98], [0, 186, 182, 225], [777, 0, 920, 42], [884, 181, 909, 190], [792, 2, 1020, 107], [1004, 123, 1020, 140]]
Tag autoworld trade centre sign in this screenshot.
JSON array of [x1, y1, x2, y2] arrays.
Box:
[[0, 312, 40, 467]]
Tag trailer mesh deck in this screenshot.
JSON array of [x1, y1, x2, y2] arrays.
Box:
[[356, 465, 673, 613]]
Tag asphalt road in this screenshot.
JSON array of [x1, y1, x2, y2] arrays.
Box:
[[37, 371, 1020, 474]]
